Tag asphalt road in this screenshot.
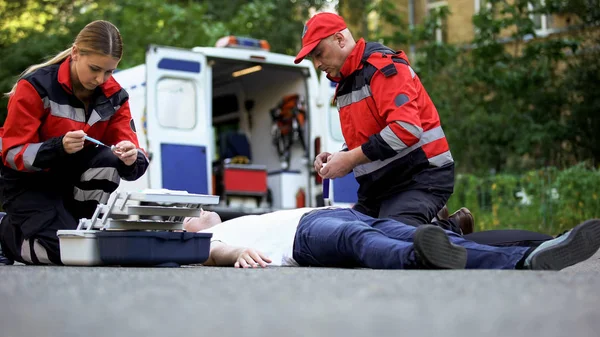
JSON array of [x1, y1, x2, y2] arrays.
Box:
[[1, 250, 599, 337]]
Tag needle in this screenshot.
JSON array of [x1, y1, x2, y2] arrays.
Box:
[[84, 135, 116, 151]]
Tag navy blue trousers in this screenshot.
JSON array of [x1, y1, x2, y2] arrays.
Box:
[[293, 208, 530, 270], [0, 146, 122, 265]]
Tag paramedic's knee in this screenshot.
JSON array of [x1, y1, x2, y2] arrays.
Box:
[[84, 146, 121, 168], [78, 166, 121, 194], [379, 190, 446, 226], [77, 147, 122, 194], [352, 201, 378, 218]]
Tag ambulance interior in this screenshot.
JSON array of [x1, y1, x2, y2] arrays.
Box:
[[208, 57, 313, 213]]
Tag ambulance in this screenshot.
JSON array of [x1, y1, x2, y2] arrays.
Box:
[[113, 37, 359, 219]]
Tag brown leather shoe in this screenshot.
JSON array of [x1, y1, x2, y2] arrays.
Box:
[[449, 207, 474, 235], [437, 205, 450, 221]]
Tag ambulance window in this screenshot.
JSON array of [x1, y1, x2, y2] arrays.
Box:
[[329, 98, 344, 142], [156, 78, 196, 129]]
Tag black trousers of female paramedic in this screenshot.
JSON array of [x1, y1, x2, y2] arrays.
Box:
[[0, 146, 123, 265]]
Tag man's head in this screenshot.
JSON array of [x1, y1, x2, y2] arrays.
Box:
[[183, 210, 222, 232], [294, 12, 356, 78]]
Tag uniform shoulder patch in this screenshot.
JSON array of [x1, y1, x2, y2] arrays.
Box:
[[130, 118, 137, 133], [394, 94, 409, 107]]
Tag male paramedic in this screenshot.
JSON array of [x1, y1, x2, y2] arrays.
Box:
[[184, 207, 600, 271], [295, 12, 467, 234]]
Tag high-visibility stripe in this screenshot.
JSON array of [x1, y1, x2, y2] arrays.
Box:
[[41, 96, 51, 109], [87, 106, 117, 127], [422, 137, 450, 158], [380, 125, 409, 152], [23, 143, 42, 171], [398, 121, 422, 138], [354, 126, 451, 177], [337, 85, 371, 108], [42, 97, 120, 126], [21, 239, 32, 264], [80, 167, 120, 184], [88, 110, 102, 126], [381, 122, 422, 152], [408, 66, 416, 78], [6, 144, 43, 172], [19, 239, 53, 265], [6, 145, 23, 170], [33, 239, 52, 265], [43, 97, 86, 122], [73, 187, 111, 204], [428, 150, 453, 167]]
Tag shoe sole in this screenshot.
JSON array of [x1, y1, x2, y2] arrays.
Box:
[[530, 219, 600, 270], [414, 225, 467, 269]]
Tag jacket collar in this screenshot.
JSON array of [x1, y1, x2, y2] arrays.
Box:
[[58, 56, 74, 94], [326, 38, 366, 83]]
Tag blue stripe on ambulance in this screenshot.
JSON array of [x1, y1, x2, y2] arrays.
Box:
[[161, 144, 208, 194], [333, 173, 359, 204], [157, 58, 201, 73]]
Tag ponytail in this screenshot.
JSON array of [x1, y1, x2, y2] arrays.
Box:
[[5, 20, 122, 97], [5, 47, 71, 97]]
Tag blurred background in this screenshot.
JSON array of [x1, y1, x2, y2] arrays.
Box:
[[1, 0, 599, 234]]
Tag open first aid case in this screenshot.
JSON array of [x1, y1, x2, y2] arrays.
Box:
[[57, 190, 219, 267]]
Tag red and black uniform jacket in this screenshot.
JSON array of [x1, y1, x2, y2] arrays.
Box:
[[331, 39, 455, 201], [0, 57, 148, 187]]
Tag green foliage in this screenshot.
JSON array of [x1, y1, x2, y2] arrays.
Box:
[[372, 0, 600, 172], [448, 164, 600, 234], [205, 0, 331, 56], [0, 0, 329, 123]]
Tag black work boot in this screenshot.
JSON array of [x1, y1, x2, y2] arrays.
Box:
[[414, 225, 467, 269], [525, 219, 600, 270], [449, 207, 475, 235], [436, 205, 450, 221], [0, 244, 13, 265]]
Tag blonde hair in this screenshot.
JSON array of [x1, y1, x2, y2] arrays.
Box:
[[6, 20, 123, 96]]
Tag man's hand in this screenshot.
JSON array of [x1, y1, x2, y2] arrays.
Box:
[[318, 151, 354, 178], [234, 248, 272, 268], [113, 140, 138, 166], [63, 130, 86, 154], [314, 151, 332, 175], [319, 147, 370, 179]]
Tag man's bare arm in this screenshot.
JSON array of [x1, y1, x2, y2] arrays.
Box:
[[203, 241, 243, 266], [203, 241, 272, 268]]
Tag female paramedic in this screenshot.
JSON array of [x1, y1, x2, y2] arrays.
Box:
[[0, 20, 149, 265]]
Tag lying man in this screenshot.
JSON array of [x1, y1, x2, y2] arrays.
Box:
[[184, 207, 600, 270]]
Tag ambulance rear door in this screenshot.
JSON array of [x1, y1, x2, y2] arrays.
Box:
[[145, 45, 212, 194]]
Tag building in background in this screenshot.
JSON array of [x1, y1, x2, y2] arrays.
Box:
[[340, 0, 581, 49]]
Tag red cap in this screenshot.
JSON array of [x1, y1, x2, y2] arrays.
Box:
[[294, 12, 347, 64]]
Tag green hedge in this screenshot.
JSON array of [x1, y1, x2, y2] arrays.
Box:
[[447, 163, 600, 235]]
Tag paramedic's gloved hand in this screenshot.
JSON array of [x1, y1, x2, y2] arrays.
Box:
[[63, 130, 86, 154], [314, 151, 332, 176], [234, 248, 272, 268], [113, 140, 138, 166], [319, 151, 355, 179]]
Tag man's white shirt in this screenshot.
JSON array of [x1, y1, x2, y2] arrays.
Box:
[[200, 207, 319, 266]]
